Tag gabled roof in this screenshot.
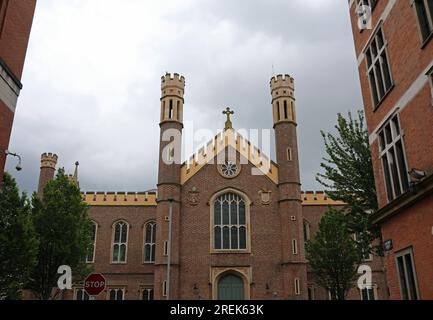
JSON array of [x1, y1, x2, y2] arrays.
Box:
[[180, 128, 279, 185]]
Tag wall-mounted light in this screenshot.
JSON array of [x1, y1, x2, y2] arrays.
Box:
[[5, 150, 22, 171], [409, 168, 426, 181]]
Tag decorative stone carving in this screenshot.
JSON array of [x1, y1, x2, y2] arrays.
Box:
[[259, 189, 272, 205], [188, 187, 200, 206]]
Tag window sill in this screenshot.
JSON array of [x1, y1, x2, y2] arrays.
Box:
[[211, 250, 251, 255], [373, 84, 395, 112]]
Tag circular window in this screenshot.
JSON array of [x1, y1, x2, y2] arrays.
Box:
[[218, 160, 241, 179]]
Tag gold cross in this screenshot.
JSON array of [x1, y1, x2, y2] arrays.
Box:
[[223, 107, 234, 130]]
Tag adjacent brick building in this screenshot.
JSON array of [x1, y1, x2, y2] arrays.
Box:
[[36, 73, 388, 300], [349, 0, 433, 300], [0, 0, 36, 182]]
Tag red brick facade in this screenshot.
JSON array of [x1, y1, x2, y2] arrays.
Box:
[[0, 0, 36, 183], [349, 0, 433, 300]]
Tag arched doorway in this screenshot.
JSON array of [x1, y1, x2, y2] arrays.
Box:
[[217, 274, 245, 300]]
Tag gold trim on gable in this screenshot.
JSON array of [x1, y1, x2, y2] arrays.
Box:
[[180, 129, 279, 185]]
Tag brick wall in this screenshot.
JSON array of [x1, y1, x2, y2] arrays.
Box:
[[349, 0, 433, 300]]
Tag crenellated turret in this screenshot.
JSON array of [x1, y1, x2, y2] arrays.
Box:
[[160, 73, 185, 124], [37, 152, 58, 196], [271, 73, 307, 299], [155, 72, 185, 300], [270, 74, 296, 125]]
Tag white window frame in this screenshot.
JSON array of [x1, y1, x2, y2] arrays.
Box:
[[74, 287, 90, 301], [141, 287, 154, 301], [107, 288, 125, 301], [211, 191, 250, 253], [378, 113, 410, 202], [294, 278, 301, 295], [162, 281, 168, 297], [86, 221, 98, 263], [143, 221, 156, 263], [412, 0, 433, 45], [360, 285, 377, 300], [292, 239, 298, 255], [395, 247, 420, 300], [364, 25, 394, 109], [287, 147, 293, 161], [111, 220, 129, 264], [163, 240, 169, 256]]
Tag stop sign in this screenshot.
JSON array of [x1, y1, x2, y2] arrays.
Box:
[[84, 273, 106, 296]]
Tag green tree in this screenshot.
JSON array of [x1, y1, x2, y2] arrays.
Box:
[[0, 173, 38, 300], [316, 111, 380, 256], [28, 169, 93, 300], [306, 208, 361, 300]]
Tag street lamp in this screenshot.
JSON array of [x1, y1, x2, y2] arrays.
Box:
[[5, 150, 22, 171]]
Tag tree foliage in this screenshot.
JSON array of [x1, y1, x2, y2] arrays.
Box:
[[0, 173, 38, 300], [317, 111, 381, 255], [306, 208, 361, 300], [28, 169, 93, 300]]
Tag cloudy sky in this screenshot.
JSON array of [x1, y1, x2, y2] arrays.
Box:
[[6, 0, 362, 194]]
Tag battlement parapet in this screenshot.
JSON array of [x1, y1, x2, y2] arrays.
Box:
[[81, 191, 157, 206]]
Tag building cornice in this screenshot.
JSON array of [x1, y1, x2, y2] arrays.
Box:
[[372, 174, 433, 224]]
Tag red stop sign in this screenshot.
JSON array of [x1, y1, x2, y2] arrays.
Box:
[[84, 274, 106, 296]]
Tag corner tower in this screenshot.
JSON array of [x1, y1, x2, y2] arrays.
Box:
[[154, 73, 185, 300], [37, 153, 58, 197], [270, 74, 307, 299]]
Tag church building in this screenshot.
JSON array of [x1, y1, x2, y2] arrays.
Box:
[[35, 73, 387, 300]]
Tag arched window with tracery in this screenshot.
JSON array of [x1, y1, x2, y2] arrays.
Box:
[[144, 221, 156, 263], [213, 192, 248, 251], [112, 221, 129, 263]]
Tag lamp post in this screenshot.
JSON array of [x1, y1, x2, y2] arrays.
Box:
[[166, 198, 174, 300]]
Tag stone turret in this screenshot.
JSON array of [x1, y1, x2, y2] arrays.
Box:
[[37, 152, 58, 196], [271, 74, 307, 299], [160, 73, 185, 124], [155, 73, 185, 299]]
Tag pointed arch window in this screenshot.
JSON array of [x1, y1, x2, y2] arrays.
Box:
[[144, 221, 156, 263], [276, 101, 281, 121], [283, 100, 288, 119], [112, 221, 129, 263], [169, 99, 174, 119], [86, 221, 97, 263], [213, 192, 249, 251]]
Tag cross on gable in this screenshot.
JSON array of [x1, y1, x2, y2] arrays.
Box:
[[223, 107, 234, 130]]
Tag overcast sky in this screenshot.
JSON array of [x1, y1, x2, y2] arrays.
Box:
[[6, 0, 362, 194]]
